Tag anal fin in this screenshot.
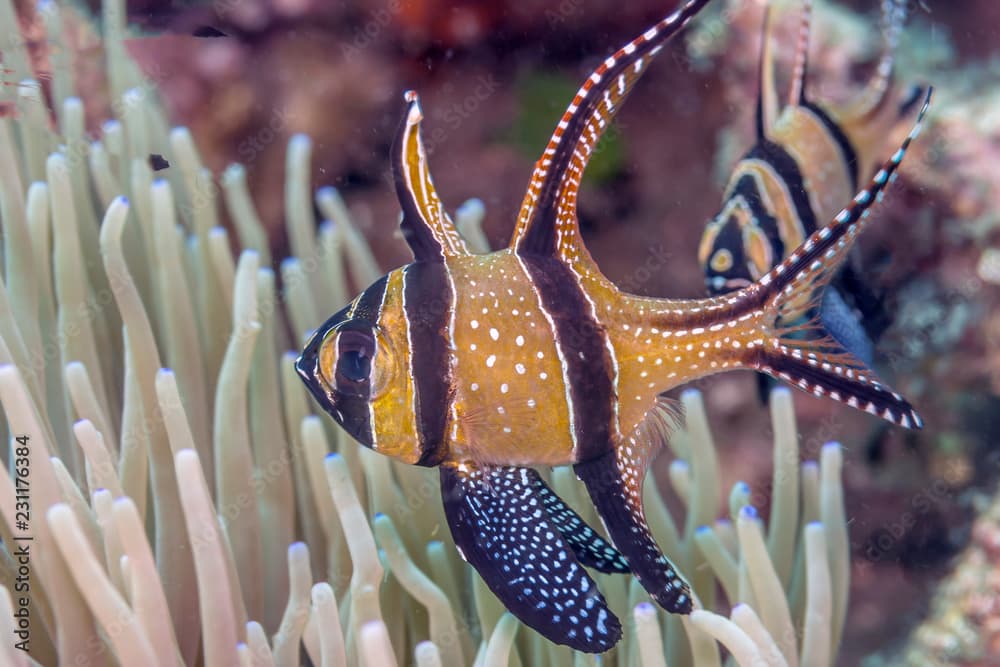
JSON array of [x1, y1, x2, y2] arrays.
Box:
[[574, 436, 692, 614], [440, 462, 622, 652]]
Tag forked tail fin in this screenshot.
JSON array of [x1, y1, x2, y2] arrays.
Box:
[[745, 88, 931, 429]]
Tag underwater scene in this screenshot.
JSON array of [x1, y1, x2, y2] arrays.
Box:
[[0, 0, 997, 664]]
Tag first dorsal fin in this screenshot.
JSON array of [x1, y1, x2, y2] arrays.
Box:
[[787, 0, 814, 106], [391, 91, 471, 262], [510, 0, 713, 258], [756, 5, 779, 139]]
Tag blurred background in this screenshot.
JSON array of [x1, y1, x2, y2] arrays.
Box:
[[20, 0, 1000, 662]]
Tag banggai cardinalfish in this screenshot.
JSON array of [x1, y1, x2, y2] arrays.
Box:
[[296, 0, 931, 652]]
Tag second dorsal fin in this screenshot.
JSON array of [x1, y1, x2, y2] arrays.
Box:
[[847, 0, 909, 120], [756, 5, 779, 139], [510, 0, 713, 259], [391, 91, 471, 262], [787, 0, 814, 106]]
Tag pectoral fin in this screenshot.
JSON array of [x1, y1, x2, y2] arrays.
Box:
[[819, 287, 875, 366], [440, 462, 622, 652], [574, 438, 693, 614]]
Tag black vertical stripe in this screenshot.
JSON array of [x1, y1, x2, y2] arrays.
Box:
[[402, 262, 453, 467], [729, 174, 787, 259], [800, 101, 859, 192], [345, 276, 388, 448], [295, 275, 389, 448], [521, 255, 614, 463], [352, 274, 389, 320], [744, 140, 819, 235]]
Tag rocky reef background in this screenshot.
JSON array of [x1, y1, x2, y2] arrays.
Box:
[[14, 0, 1000, 663]]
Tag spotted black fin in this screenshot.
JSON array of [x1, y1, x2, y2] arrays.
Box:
[[510, 0, 712, 259], [574, 438, 692, 614], [738, 89, 932, 428], [756, 5, 779, 140], [391, 91, 471, 262], [440, 462, 622, 652], [787, 0, 814, 106], [531, 473, 631, 574]]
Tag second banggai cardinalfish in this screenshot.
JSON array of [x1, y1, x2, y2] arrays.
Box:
[[296, 0, 931, 653], [699, 0, 923, 399]]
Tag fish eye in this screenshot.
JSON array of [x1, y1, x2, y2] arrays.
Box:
[[710, 248, 733, 273], [318, 320, 395, 398], [335, 330, 373, 385]]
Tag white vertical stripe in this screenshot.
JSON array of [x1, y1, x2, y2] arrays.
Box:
[[368, 275, 392, 452], [443, 259, 460, 445], [399, 266, 421, 453]]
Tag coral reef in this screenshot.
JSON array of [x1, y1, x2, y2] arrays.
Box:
[[0, 0, 867, 664]]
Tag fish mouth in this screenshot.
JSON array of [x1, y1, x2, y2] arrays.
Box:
[[294, 306, 350, 402], [295, 333, 331, 410], [294, 348, 313, 386]]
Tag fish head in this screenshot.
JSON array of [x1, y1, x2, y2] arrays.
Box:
[[295, 270, 421, 463], [698, 195, 775, 295]]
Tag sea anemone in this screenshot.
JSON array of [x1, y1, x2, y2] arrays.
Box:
[[0, 0, 852, 664]]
